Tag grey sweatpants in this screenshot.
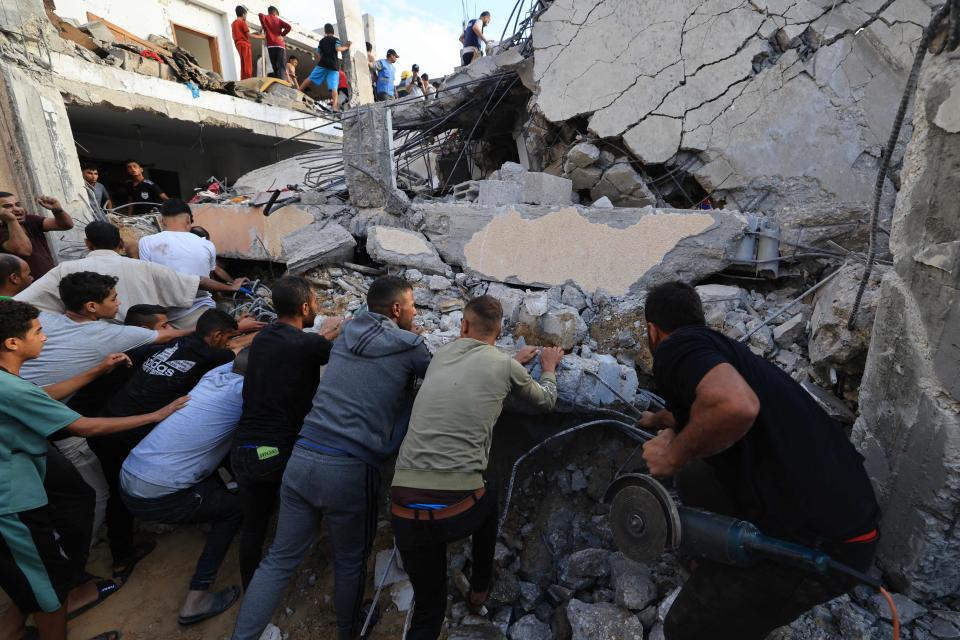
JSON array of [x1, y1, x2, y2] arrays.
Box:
[[230, 446, 380, 640]]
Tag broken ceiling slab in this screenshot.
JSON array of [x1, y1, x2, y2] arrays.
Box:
[[366, 226, 448, 274], [417, 203, 747, 296], [282, 222, 357, 274], [191, 203, 317, 261], [530, 0, 930, 211]]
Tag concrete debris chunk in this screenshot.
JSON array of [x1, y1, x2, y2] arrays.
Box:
[[508, 614, 552, 640], [479, 180, 523, 207], [281, 223, 356, 274], [566, 599, 644, 640], [365, 226, 448, 274], [519, 172, 573, 206], [560, 548, 611, 590], [516, 295, 588, 350], [566, 142, 601, 169]]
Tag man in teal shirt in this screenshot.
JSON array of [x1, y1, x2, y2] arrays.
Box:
[[0, 299, 187, 640]]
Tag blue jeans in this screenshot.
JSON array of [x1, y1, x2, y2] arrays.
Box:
[[231, 447, 380, 640], [121, 476, 242, 591]]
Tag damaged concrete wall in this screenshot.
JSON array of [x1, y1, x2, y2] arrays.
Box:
[[852, 54, 960, 600], [531, 0, 930, 215], [0, 61, 95, 239]]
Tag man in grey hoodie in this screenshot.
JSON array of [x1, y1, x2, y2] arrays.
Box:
[[231, 276, 430, 640]]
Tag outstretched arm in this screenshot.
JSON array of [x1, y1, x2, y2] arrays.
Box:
[[67, 396, 189, 436]]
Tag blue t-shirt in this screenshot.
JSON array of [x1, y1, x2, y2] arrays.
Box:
[[376, 59, 396, 95], [120, 363, 243, 498]]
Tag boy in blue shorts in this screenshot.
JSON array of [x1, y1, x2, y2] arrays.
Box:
[[301, 23, 351, 112]]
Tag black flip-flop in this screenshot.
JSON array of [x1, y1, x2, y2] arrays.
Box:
[[86, 632, 121, 640], [177, 586, 241, 626], [68, 578, 122, 620], [112, 540, 157, 583]]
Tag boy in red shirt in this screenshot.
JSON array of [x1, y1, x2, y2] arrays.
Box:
[[258, 6, 292, 79], [231, 6, 263, 80]]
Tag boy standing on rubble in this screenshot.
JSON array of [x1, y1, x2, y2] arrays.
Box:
[[391, 295, 563, 639], [258, 6, 291, 80], [300, 24, 352, 112]]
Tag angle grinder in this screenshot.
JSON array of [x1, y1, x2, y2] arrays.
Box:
[[606, 473, 844, 572], [604, 474, 900, 637]]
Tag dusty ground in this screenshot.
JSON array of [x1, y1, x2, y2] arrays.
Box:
[[67, 521, 406, 640]]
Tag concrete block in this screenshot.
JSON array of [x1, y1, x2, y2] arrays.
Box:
[[453, 180, 480, 202], [520, 172, 572, 205], [515, 294, 587, 350], [281, 222, 357, 274], [485, 282, 525, 326], [566, 142, 601, 169], [366, 225, 447, 274], [478, 180, 521, 206], [569, 165, 603, 191]]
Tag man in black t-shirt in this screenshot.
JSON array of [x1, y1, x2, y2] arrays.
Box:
[[89, 309, 239, 578], [231, 276, 342, 588], [123, 159, 168, 216], [300, 23, 351, 111], [639, 281, 880, 640]]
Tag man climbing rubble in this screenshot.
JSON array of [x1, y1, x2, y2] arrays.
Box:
[[300, 23, 351, 112], [459, 11, 491, 66], [391, 295, 563, 640], [639, 281, 880, 640]]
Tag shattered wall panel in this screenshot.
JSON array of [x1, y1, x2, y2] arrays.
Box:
[[851, 53, 960, 599], [531, 0, 930, 212]]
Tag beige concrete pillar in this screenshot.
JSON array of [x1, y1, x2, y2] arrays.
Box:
[[334, 0, 374, 106]]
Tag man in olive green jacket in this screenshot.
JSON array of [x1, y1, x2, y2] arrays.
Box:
[[391, 294, 563, 640]]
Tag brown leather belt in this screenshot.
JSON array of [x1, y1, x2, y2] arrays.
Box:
[[390, 487, 485, 521]]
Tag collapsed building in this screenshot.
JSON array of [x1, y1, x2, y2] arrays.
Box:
[[1, 0, 959, 638]]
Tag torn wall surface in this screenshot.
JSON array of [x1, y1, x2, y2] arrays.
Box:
[[530, 0, 931, 214]]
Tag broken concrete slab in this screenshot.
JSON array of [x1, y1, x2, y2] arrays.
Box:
[[365, 225, 448, 274], [566, 141, 601, 169], [282, 222, 357, 274], [233, 154, 315, 193], [623, 116, 682, 165], [418, 203, 747, 296]]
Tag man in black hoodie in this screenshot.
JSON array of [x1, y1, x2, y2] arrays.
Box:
[[232, 276, 430, 640]]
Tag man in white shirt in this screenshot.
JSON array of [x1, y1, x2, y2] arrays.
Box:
[[17, 221, 247, 328], [139, 200, 225, 328]]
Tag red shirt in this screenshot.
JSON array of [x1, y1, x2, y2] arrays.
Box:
[[258, 13, 291, 48], [231, 18, 250, 44], [338, 70, 348, 89]]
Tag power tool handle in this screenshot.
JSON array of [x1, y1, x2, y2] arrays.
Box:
[[745, 534, 831, 575]]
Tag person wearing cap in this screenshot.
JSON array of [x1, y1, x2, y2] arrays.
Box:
[[459, 11, 492, 66], [231, 6, 263, 80], [374, 49, 399, 101], [399, 64, 421, 97]]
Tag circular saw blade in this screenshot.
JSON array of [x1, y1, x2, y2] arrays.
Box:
[[609, 482, 676, 564]]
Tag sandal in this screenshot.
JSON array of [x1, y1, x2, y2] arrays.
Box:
[[68, 579, 122, 620], [112, 540, 156, 583], [177, 586, 241, 626]]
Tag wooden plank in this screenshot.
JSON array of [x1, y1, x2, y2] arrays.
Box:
[[85, 12, 157, 51]]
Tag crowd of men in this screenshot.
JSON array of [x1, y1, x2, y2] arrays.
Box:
[[2, 172, 881, 640]]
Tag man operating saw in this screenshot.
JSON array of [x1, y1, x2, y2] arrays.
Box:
[[639, 281, 880, 640]]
